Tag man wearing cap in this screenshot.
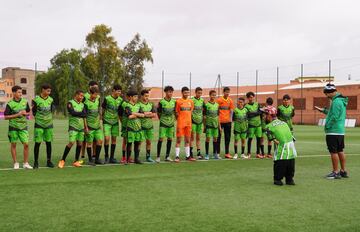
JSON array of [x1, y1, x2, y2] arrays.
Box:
[[263, 107, 297, 186], [315, 84, 349, 179]]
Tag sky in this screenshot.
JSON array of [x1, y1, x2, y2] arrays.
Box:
[[1, 0, 360, 88]]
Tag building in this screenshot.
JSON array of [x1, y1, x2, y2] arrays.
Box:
[[0, 67, 36, 110]]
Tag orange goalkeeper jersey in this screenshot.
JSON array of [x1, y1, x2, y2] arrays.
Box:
[[176, 98, 194, 127], [217, 96, 235, 123]]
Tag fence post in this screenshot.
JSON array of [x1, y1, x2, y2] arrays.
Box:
[[276, 67, 279, 107], [328, 59, 332, 83], [300, 64, 304, 125], [255, 70, 258, 101], [161, 70, 164, 98], [189, 72, 192, 97], [236, 72, 239, 99]]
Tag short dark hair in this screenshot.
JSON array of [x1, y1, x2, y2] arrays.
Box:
[[141, 89, 149, 96], [41, 83, 51, 90], [238, 97, 245, 102], [127, 90, 138, 97], [283, 94, 291, 100], [195, 87, 202, 92], [88, 80, 98, 87], [266, 97, 273, 105], [181, 86, 190, 93], [209, 90, 217, 96], [89, 86, 99, 94], [75, 90, 83, 95], [12, 85, 22, 93], [164, 86, 174, 92], [113, 84, 122, 91], [223, 87, 230, 92], [246, 92, 255, 98]]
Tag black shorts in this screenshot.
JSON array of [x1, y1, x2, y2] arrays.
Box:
[[326, 135, 345, 153]]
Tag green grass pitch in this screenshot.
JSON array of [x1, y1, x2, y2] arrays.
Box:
[[0, 119, 359, 232]]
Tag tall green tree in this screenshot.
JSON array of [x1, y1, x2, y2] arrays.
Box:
[[81, 24, 124, 96], [122, 33, 153, 93]]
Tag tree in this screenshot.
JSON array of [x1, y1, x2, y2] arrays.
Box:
[[81, 24, 124, 96], [122, 33, 153, 93]]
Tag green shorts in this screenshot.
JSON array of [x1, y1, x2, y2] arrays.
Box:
[[8, 130, 29, 143], [127, 131, 145, 143], [205, 127, 218, 138], [103, 123, 119, 137], [69, 130, 85, 142], [159, 126, 174, 139], [121, 125, 127, 138], [247, 126, 262, 138], [86, 129, 104, 143], [234, 132, 247, 140], [192, 123, 203, 134], [143, 128, 154, 140], [34, 128, 53, 143]]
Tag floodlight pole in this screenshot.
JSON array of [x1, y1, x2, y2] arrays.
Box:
[[161, 70, 164, 98], [276, 67, 279, 107], [300, 64, 304, 125], [236, 72, 239, 99], [255, 70, 258, 101]]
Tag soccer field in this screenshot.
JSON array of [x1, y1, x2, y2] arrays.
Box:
[[0, 120, 359, 232]]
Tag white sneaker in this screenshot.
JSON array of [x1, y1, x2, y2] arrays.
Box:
[[156, 157, 161, 163], [13, 162, 20, 170], [241, 154, 248, 159], [23, 162, 33, 169], [233, 154, 238, 160], [165, 157, 173, 162]]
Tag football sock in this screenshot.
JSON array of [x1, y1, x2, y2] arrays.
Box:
[[34, 142, 40, 163], [75, 145, 81, 161], [87, 147, 92, 162], [104, 144, 109, 158], [185, 146, 190, 158], [110, 144, 116, 159], [175, 147, 180, 157], [166, 140, 172, 157], [62, 145, 71, 161], [46, 142, 52, 161], [157, 141, 162, 158], [205, 141, 209, 155]]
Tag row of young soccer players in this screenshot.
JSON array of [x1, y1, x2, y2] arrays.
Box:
[[3, 82, 295, 169]]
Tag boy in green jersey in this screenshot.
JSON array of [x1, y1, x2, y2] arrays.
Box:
[[139, 89, 157, 163], [277, 94, 295, 132], [4, 85, 32, 169], [82, 80, 99, 161], [190, 87, 205, 159], [233, 97, 248, 159], [124, 90, 145, 164], [102, 84, 123, 163], [203, 90, 221, 160], [245, 91, 263, 158], [264, 107, 297, 186], [84, 86, 104, 165], [156, 86, 176, 163], [120, 95, 130, 163], [58, 90, 87, 168], [32, 84, 55, 169]]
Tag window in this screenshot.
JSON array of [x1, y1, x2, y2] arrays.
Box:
[[0, 102, 5, 108], [6, 93, 9, 97], [22, 89, 27, 95], [313, 97, 330, 109], [20, 78, 27, 84], [293, 98, 306, 110], [0, 90, 5, 97], [347, 96, 357, 110]]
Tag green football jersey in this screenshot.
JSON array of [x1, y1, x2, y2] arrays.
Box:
[[245, 102, 261, 127], [139, 101, 155, 130], [4, 98, 30, 130], [233, 107, 248, 133], [32, 96, 53, 129], [120, 100, 129, 128], [84, 92, 100, 101], [277, 105, 295, 130], [191, 97, 205, 124], [204, 101, 219, 128], [158, 98, 176, 127], [125, 103, 142, 132], [265, 119, 297, 161], [102, 95, 123, 125], [84, 97, 101, 130], [68, 99, 85, 131]]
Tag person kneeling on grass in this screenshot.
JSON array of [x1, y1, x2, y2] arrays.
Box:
[[124, 90, 145, 164], [58, 90, 87, 168], [263, 106, 297, 186]]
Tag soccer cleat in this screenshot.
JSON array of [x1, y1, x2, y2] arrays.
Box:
[[72, 161, 82, 167], [340, 170, 349, 178], [174, 157, 180, 163], [266, 154, 273, 159], [146, 157, 155, 163], [155, 157, 161, 163], [109, 158, 118, 164], [13, 162, 20, 170], [224, 154, 232, 159], [23, 162, 33, 169], [326, 171, 341, 179], [256, 154, 264, 159], [95, 159, 104, 165], [47, 160, 55, 168], [120, 156, 126, 164], [128, 158, 134, 163], [233, 154, 238, 160], [58, 160, 65, 169], [204, 154, 209, 160], [33, 162, 39, 169], [286, 180, 296, 185], [213, 154, 222, 160], [87, 160, 96, 166], [274, 180, 283, 186], [247, 153, 251, 159], [241, 154, 248, 159], [135, 159, 143, 164], [165, 157, 173, 162], [197, 155, 204, 160], [186, 157, 196, 161], [78, 160, 84, 165], [104, 157, 109, 164]]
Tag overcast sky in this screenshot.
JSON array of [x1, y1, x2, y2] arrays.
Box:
[[1, 0, 360, 88]]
